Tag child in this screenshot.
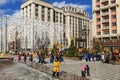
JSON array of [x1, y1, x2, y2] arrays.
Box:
[[81, 64, 86, 78], [52, 58, 61, 78], [86, 65, 90, 76]]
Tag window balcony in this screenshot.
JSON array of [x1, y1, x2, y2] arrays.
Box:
[[102, 26, 109, 30], [102, 19, 109, 23], [109, 3, 119, 8], [101, 0, 108, 3], [103, 32, 109, 35], [101, 6, 109, 10], [102, 12, 109, 16]]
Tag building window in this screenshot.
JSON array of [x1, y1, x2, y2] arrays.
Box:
[[111, 0, 116, 4], [102, 2, 108, 6], [97, 25, 101, 28], [97, 32, 101, 35], [48, 16, 50, 21], [35, 4, 39, 8], [42, 6, 45, 21], [103, 31, 109, 35], [112, 30, 117, 34], [96, 0, 100, 2], [111, 7, 116, 12], [102, 9, 108, 13], [103, 38, 110, 43], [96, 11, 100, 15], [102, 23, 109, 27], [97, 18, 100, 22], [103, 15, 109, 19], [35, 13, 38, 17], [42, 15, 44, 21], [112, 37, 117, 42], [111, 15, 116, 19], [48, 8, 50, 21], [112, 22, 116, 26], [96, 5, 100, 8]]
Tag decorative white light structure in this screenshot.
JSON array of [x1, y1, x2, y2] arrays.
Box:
[[0, 15, 72, 52]]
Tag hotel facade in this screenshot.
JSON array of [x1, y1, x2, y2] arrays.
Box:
[[92, 0, 120, 50], [21, 0, 91, 49]]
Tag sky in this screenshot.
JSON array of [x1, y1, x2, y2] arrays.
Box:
[[0, 0, 92, 19]]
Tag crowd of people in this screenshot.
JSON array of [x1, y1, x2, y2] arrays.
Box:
[[16, 49, 120, 79], [17, 51, 64, 78], [79, 51, 120, 64]]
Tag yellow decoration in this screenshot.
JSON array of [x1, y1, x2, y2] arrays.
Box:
[[70, 35, 74, 40], [113, 49, 119, 55], [53, 40, 57, 45], [78, 48, 83, 52], [0, 53, 10, 58], [58, 44, 62, 48], [95, 38, 99, 43]]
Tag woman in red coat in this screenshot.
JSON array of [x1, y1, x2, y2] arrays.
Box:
[[18, 54, 21, 62]]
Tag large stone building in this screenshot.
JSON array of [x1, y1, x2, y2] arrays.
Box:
[[92, 0, 120, 50], [21, 0, 90, 49], [0, 0, 91, 52]]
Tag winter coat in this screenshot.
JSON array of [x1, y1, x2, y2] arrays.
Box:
[[81, 64, 86, 71], [18, 55, 21, 61], [53, 61, 61, 72]]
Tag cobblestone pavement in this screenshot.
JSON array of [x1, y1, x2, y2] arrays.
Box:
[[44, 59, 120, 80], [12, 55, 120, 80], [0, 60, 60, 80]]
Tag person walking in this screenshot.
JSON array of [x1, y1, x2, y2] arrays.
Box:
[[29, 54, 33, 62], [118, 52, 120, 59], [38, 53, 41, 63], [18, 53, 21, 62], [41, 53, 45, 64], [85, 53, 89, 62], [101, 53, 105, 62], [111, 54, 116, 65], [50, 53, 54, 64], [81, 64, 86, 78], [52, 58, 61, 78], [24, 53, 27, 62], [86, 65, 90, 76]]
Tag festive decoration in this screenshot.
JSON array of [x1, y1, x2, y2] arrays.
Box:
[[112, 49, 119, 55]]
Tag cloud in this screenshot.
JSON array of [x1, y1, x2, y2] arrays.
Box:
[[11, 10, 20, 18], [53, 1, 90, 10], [0, 0, 23, 6], [0, 9, 11, 16], [0, 9, 6, 15], [0, 0, 8, 5], [0, 9, 20, 18]]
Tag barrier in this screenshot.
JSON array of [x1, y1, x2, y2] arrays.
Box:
[[0, 57, 14, 62]]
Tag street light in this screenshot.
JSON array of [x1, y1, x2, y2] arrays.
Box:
[[0, 17, 3, 52], [3, 16, 8, 53]]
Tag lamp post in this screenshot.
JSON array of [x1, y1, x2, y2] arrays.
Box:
[[3, 16, 8, 53], [0, 17, 3, 52]]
